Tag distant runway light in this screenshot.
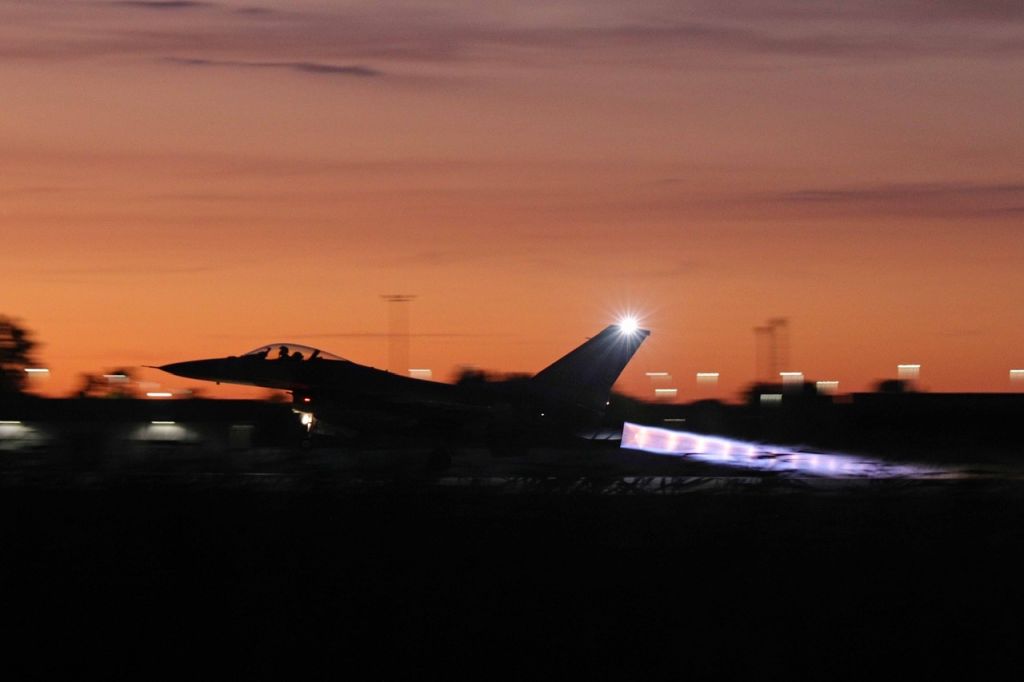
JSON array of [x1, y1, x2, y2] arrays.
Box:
[[104, 374, 128, 383], [816, 380, 839, 394], [645, 372, 670, 377], [0, 420, 23, 425], [151, 421, 176, 425], [654, 388, 678, 399], [696, 372, 719, 385], [24, 368, 50, 374], [409, 368, 433, 380], [760, 393, 782, 405], [1010, 369, 1024, 384], [145, 392, 173, 398], [898, 364, 921, 380], [779, 371, 803, 385]]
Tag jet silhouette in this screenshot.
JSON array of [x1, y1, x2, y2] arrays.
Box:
[[158, 322, 649, 457]]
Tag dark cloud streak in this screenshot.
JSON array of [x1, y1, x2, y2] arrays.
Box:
[[163, 56, 381, 77], [108, 1, 212, 9], [770, 182, 1024, 218], [779, 183, 1024, 203]]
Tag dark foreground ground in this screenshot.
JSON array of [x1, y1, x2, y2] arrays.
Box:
[[3, 455, 1024, 679]]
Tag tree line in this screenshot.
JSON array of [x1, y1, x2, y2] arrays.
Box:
[[1, 316, 138, 398]]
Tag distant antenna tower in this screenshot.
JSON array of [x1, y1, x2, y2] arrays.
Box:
[[769, 318, 790, 374], [754, 318, 790, 382], [381, 294, 416, 374], [754, 325, 773, 382]]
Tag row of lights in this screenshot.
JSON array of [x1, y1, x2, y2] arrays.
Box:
[[2, 419, 180, 423], [646, 364, 1024, 401], [20, 368, 187, 398], [18, 362, 1024, 402], [650, 366, 1024, 386]]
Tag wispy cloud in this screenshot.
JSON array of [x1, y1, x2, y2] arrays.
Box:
[[778, 182, 1024, 202], [770, 182, 1024, 217], [163, 56, 381, 77], [696, 0, 1024, 25], [206, 331, 501, 341], [0, 185, 88, 197], [108, 1, 212, 8], [617, 260, 703, 280], [39, 265, 217, 276], [7, 2, 1024, 70], [287, 332, 501, 339]]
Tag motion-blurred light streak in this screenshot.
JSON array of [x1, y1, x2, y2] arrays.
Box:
[[621, 422, 945, 478]]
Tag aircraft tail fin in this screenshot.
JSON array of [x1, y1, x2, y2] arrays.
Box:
[[531, 324, 650, 414]]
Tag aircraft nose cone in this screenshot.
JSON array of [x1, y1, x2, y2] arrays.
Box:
[[158, 359, 219, 380]]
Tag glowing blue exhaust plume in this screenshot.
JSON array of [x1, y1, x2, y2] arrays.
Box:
[[621, 422, 953, 479]]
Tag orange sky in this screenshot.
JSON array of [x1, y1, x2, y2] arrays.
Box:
[[3, 0, 1024, 401]]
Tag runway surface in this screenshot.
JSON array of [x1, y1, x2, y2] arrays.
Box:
[[3, 441, 1023, 678]]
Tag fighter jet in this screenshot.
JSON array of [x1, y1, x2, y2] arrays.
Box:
[[158, 320, 650, 458]]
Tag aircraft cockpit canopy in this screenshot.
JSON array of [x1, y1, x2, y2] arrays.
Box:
[[242, 343, 345, 362]]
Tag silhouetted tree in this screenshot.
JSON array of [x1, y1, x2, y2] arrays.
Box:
[[73, 367, 139, 398], [874, 378, 913, 394], [73, 373, 104, 398], [0, 316, 38, 394]]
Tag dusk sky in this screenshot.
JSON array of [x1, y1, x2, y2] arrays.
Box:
[[3, 0, 1023, 399]]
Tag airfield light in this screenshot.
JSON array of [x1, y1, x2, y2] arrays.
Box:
[[897, 364, 921, 380], [0, 420, 22, 425], [146, 392, 173, 398], [645, 372, 670, 377], [696, 372, 720, 385], [24, 368, 49, 374], [1010, 369, 1024, 384], [816, 380, 840, 395], [151, 421, 176, 425], [617, 316, 640, 335]]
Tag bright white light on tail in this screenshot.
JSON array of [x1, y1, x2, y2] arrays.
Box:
[[618, 316, 640, 335]]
